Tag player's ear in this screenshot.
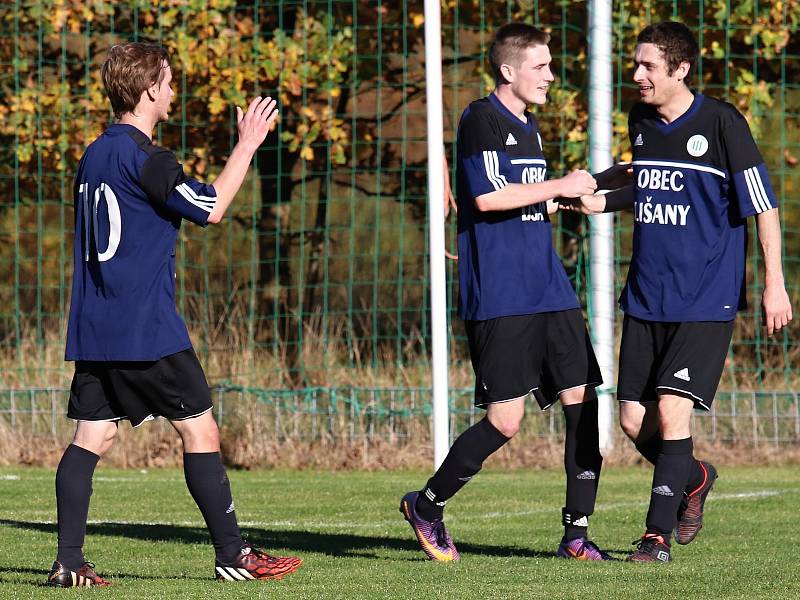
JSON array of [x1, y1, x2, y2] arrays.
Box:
[[500, 63, 515, 83], [675, 60, 690, 82]]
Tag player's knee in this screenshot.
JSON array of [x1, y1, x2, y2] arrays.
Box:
[[618, 411, 641, 440], [205, 424, 220, 448], [73, 421, 118, 456], [492, 418, 521, 438], [98, 427, 118, 455], [176, 417, 220, 452]]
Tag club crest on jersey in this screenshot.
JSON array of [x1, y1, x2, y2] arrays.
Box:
[[505, 132, 518, 146], [634, 133, 644, 146], [686, 134, 708, 157]]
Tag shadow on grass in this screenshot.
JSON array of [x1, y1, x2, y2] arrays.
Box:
[[0, 518, 558, 560], [0, 564, 210, 586]]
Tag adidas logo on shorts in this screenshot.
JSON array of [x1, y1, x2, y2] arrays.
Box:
[[673, 368, 691, 382], [652, 485, 674, 497]]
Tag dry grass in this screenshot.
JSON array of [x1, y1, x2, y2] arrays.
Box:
[[1, 420, 799, 470], [1, 320, 798, 470]]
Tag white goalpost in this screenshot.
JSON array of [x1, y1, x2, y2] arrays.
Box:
[[424, 0, 450, 468], [588, 0, 617, 451]]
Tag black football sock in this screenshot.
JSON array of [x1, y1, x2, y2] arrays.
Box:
[[634, 434, 660, 466], [416, 418, 510, 522], [634, 434, 706, 494], [685, 458, 707, 494], [638, 434, 706, 496], [183, 452, 244, 564], [56, 444, 100, 571], [562, 400, 603, 541], [645, 437, 694, 539]]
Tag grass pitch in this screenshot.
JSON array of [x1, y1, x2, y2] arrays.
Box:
[[0, 465, 797, 599]]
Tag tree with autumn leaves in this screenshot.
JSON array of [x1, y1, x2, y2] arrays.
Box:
[[1, 0, 798, 366]]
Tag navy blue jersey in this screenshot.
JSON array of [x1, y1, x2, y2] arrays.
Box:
[[66, 124, 218, 360], [621, 93, 776, 322], [456, 94, 579, 321]]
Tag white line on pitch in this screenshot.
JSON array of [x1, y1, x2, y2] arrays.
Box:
[[473, 490, 782, 520], [2, 489, 789, 532]]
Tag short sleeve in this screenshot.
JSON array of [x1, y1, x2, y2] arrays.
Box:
[[722, 110, 777, 217], [139, 149, 217, 226], [457, 109, 511, 199]]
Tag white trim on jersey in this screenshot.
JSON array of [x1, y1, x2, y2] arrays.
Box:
[[509, 158, 547, 165], [482, 150, 508, 191], [632, 159, 726, 179], [175, 182, 217, 213], [743, 166, 773, 213]]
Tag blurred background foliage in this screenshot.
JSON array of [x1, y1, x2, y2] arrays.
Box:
[[0, 0, 797, 391]]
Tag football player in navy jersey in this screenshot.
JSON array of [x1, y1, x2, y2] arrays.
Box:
[[47, 43, 302, 587], [400, 23, 616, 562], [566, 22, 792, 562]]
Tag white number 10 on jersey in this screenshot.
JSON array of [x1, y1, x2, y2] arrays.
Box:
[[78, 182, 121, 262]]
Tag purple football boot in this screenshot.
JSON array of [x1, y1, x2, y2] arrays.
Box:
[[557, 536, 616, 561], [399, 491, 460, 562]]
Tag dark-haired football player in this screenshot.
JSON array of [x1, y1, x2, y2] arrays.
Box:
[[566, 21, 792, 562]]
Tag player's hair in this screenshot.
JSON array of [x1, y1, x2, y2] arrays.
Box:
[[637, 21, 699, 83], [489, 23, 550, 84], [101, 43, 170, 118]]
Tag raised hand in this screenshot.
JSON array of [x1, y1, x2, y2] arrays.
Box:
[[235, 96, 279, 152]]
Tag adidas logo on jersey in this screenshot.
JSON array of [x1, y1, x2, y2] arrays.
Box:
[[673, 368, 691, 382], [505, 132, 518, 146], [634, 133, 644, 146], [652, 485, 674, 497]]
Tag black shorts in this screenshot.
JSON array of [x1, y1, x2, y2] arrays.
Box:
[[466, 309, 603, 410], [68, 348, 213, 427], [617, 315, 734, 411]]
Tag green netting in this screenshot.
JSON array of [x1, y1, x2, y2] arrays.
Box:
[[0, 1, 796, 394], [2, 387, 799, 444]]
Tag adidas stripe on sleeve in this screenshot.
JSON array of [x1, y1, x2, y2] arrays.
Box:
[[139, 148, 217, 226], [458, 109, 511, 200], [722, 111, 777, 217]]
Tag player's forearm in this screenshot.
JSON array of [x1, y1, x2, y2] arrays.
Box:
[[599, 186, 635, 213], [207, 142, 258, 224], [474, 180, 561, 212], [756, 208, 786, 286]]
